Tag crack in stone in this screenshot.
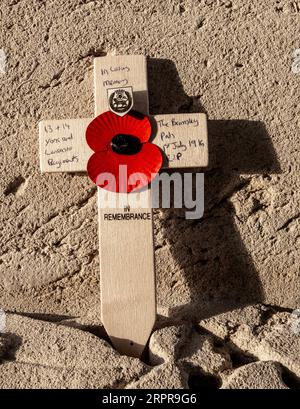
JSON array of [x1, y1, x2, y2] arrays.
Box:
[[17, 60, 39, 89], [3, 175, 26, 196], [276, 213, 300, 232], [39, 68, 66, 90]]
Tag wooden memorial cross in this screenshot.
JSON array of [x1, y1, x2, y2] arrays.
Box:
[[39, 55, 208, 357]]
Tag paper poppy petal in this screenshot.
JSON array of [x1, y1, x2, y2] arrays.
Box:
[[87, 143, 162, 193], [86, 111, 152, 152]]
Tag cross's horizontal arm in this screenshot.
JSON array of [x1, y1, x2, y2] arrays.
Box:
[[39, 113, 208, 173]]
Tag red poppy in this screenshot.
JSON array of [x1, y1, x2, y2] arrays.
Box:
[[86, 111, 162, 193]]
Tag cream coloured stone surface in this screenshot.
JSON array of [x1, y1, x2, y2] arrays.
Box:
[[222, 361, 288, 390]]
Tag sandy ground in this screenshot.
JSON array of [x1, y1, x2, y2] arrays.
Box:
[[0, 0, 300, 388]]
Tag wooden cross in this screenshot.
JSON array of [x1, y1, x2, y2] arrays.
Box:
[[39, 55, 208, 357]]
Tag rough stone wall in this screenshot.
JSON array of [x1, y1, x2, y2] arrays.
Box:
[[1, 306, 299, 388]]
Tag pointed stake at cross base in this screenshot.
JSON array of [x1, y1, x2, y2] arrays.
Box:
[[39, 55, 209, 357]]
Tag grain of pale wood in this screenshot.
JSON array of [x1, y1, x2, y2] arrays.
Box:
[[95, 55, 155, 357], [153, 113, 208, 168], [98, 189, 155, 357], [39, 118, 92, 173]]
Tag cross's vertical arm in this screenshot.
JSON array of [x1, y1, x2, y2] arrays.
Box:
[[93, 56, 155, 357]]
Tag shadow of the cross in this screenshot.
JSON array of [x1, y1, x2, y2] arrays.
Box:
[[147, 57, 281, 325]]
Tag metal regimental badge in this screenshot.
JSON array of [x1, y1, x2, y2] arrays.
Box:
[[108, 87, 133, 116]]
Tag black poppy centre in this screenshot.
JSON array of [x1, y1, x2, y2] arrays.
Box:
[[110, 134, 142, 155]]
